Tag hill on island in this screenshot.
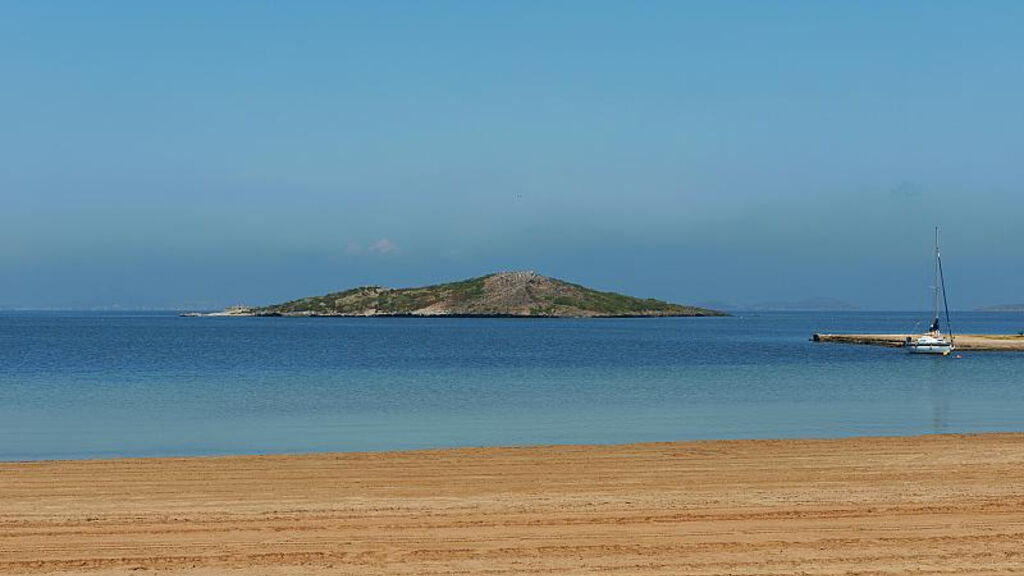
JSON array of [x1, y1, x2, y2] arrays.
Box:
[[253, 271, 723, 318]]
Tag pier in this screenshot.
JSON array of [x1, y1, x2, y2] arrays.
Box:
[[812, 333, 1024, 351]]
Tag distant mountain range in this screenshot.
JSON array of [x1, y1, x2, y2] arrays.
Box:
[[697, 297, 860, 312], [238, 271, 724, 318], [975, 304, 1024, 312]]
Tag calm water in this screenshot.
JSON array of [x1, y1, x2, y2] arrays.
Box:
[[1, 311, 1023, 461]]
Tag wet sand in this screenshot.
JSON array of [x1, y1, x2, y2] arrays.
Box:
[[1, 433, 1022, 575]]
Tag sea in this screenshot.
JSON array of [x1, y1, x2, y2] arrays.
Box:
[[1, 311, 1022, 461]]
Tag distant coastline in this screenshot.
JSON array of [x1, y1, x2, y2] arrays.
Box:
[[697, 296, 860, 312], [976, 304, 1024, 313]]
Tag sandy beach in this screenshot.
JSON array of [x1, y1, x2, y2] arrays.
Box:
[[1, 433, 1022, 575]]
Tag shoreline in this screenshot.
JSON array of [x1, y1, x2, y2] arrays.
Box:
[[180, 311, 726, 318], [2, 429, 1021, 464], [3, 432, 1022, 575]]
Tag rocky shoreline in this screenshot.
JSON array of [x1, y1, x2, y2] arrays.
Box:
[[181, 309, 722, 319]]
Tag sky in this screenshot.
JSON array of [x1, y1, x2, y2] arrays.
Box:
[[2, 1, 1023, 310]]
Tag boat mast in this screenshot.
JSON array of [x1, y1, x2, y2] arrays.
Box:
[[932, 227, 940, 333], [936, 227, 953, 341]]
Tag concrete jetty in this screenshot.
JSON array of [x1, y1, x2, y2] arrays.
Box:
[[812, 333, 1024, 351]]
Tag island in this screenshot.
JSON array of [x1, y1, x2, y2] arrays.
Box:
[[186, 271, 724, 318]]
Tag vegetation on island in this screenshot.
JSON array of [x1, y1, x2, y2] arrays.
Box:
[[252, 271, 723, 318]]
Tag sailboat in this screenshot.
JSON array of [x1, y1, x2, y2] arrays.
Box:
[[906, 227, 955, 355]]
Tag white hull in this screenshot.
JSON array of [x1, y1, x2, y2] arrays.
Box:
[[906, 332, 954, 355], [908, 228, 955, 357], [907, 343, 954, 355]]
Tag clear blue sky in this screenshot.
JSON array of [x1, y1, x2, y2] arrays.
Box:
[[2, 1, 1022, 310]]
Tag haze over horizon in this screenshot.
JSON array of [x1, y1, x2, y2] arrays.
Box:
[[3, 2, 1023, 311]]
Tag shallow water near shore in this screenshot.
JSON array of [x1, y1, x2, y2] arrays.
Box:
[[1, 311, 1023, 461]]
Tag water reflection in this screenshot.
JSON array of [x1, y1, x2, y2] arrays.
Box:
[[925, 356, 952, 433]]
